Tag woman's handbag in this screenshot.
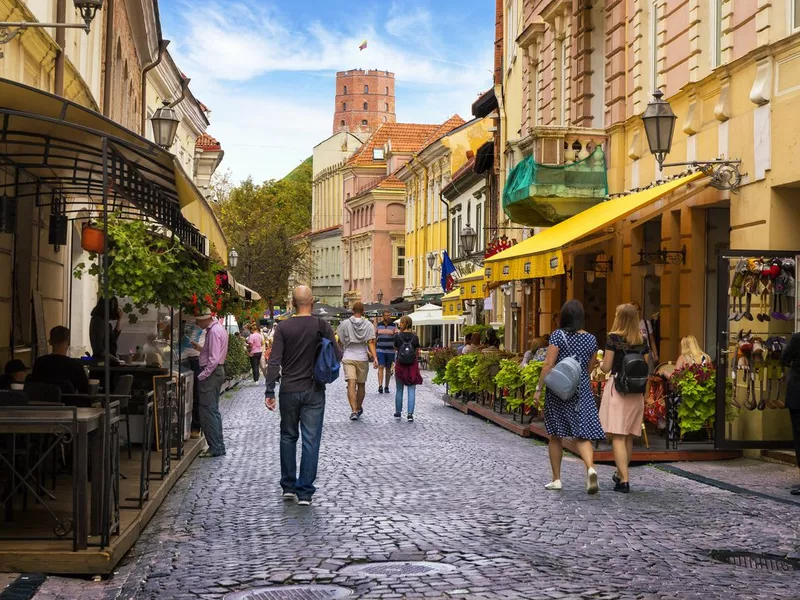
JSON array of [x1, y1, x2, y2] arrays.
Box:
[[543, 330, 582, 401]]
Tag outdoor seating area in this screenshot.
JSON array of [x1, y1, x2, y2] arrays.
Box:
[[0, 374, 201, 574]]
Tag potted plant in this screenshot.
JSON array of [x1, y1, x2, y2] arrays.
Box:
[[429, 346, 457, 385], [520, 360, 545, 418], [81, 221, 105, 253], [495, 358, 524, 418], [672, 363, 717, 436]]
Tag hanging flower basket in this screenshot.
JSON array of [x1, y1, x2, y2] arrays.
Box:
[[81, 223, 105, 253]]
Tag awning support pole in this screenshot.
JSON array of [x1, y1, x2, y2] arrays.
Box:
[[101, 136, 110, 549]]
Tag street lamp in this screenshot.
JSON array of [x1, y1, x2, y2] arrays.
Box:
[[377, 289, 384, 303], [460, 223, 477, 256], [0, 0, 103, 48], [151, 101, 180, 149], [228, 248, 239, 268], [426, 251, 437, 270], [642, 90, 742, 190]]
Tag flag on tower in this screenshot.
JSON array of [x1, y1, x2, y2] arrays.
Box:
[[441, 251, 456, 292], [359, 40, 368, 51]]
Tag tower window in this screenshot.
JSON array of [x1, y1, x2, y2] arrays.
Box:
[[363, 102, 368, 110], [364, 85, 369, 94], [343, 102, 347, 111], [385, 86, 389, 95], [343, 85, 348, 94], [384, 102, 388, 111], [382, 116, 387, 122], [340, 119, 346, 127], [362, 119, 368, 126]]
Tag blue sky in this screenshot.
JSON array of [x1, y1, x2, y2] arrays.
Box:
[[160, 0, 494, 183]]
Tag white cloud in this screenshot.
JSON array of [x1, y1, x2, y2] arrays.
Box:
[[167, 0, 493, 182]]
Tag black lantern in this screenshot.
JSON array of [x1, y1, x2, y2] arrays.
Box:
[[460, 223, 477, 256], [377, 289, 384, 303], [228, 247, 239, 268], [641, 90, 677, 169], [0, 194, 17, 234], [151, 100, 180, 149], [73, 0, 103, 28], [48, 213, 68, 248]]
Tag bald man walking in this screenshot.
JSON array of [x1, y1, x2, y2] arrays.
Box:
[[264, 286, 342, 506]]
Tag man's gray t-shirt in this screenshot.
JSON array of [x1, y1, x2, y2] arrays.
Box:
[[265, 316, 341, 395]]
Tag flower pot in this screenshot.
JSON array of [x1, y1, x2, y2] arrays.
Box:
[[81, 224, 105, 253]]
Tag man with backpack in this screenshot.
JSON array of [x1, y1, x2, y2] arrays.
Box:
[[264, 286, 342, 506]]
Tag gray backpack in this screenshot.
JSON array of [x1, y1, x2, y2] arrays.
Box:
[[543, 330, 582, 401]]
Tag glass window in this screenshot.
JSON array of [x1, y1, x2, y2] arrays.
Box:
[[364, 85, 369, 94], [475, 204, 483, 250], [794, 0, 800, 29], [396, 246, 405, 277], [452, 217, 458, 257]]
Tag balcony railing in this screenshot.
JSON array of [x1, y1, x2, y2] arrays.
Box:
[[518, 126, 608, 166]]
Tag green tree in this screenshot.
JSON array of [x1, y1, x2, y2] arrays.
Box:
[[218, 159, 313, 311]]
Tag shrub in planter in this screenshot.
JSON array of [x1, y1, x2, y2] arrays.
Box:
[[462, 324, 489, 340], [443, 353, 479, 395], [470, 352, 513, 394], [521, 361, 545, 411], [430, 346, 457, 385], [223, 333, 250, 379], [672, 363, 716, 433], [496, 358, 524, 410]]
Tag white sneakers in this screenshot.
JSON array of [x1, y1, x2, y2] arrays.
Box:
[[545, 469, 600, 494], [586, 467, 599, 495]]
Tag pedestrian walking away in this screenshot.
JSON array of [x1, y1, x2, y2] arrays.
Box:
[[534, 299, 605, 494], [181, 316, 206, 439], [393, 315, 422, 421], [598, 303, 650, 493], [195, 310, 229, 458], [375, 310, 398, 394], [264, 285, 343, 506], [247, 326, 264, 382], [337, 301, 378, 420], [780, 331, 800, 496]]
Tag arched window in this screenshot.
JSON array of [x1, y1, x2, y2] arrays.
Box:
[[385, 86, 389, 95], [384, 102, 388, 111], [364, 85, 369, 94], [343, 85, 348, 94], [340, 119, 346, 127], [363, 102, 368, 110], [382, 116, 387, 123], [343, 102, 347, 111]]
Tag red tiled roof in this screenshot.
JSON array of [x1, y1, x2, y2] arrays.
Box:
[[196, 133, 221, 151], [376, 175, 405, 190], [346, 122, 443, 166], [310, 224, 342, 236], [420, 114, 466, 148]]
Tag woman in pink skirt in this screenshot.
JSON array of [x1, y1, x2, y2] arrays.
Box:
[[598, 304, 650, 493]]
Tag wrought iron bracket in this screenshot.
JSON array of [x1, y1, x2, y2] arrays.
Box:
[[0, 22, 90, 58], [661, 159, 743, 192]]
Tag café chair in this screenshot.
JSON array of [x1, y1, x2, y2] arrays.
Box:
[[113, 375, 134, 459], [23, 382, 63, 406], [0, 390, 29, 406]]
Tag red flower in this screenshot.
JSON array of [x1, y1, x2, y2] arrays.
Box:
[[216, 299, 223, 311], [192, 293, 198, 306]]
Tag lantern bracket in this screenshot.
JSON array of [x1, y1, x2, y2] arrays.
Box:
[[661, 159, 743, 192]]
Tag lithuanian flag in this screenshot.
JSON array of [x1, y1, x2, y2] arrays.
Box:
[[359, 40, 368, 51]]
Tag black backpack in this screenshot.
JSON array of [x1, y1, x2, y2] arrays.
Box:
[[397, 333, 417, 365], [614, 341, 649, 395]]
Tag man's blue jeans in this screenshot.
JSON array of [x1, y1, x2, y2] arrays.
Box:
[[279, 388, 326, 500], [395, 381, 416, 415]]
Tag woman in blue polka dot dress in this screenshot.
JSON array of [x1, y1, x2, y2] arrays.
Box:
[[533, 300, 605, 494]]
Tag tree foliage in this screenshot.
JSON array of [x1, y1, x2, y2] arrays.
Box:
[[218, 158, 313, 308]]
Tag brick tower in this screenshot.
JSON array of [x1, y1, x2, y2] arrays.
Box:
[[333, 69, 396, 134]]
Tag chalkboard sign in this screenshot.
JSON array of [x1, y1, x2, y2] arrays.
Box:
[[32, 290, 47, 358]]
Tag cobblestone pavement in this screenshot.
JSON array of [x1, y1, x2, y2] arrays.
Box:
[[22, 375, 800, 599]]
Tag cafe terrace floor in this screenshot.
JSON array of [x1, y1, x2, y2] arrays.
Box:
[[0, 437, 203, 575]]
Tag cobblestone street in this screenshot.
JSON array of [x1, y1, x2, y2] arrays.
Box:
[[23, 376, 800, 599]]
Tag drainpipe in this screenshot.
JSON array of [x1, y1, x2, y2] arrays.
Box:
[[102, 0, 114, 116], [141, 39, 170, 135], [169, 76, 191, 108], [54, 0, 66, 96]]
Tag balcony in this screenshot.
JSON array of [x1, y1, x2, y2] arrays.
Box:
[[505, 127, 608, 227]]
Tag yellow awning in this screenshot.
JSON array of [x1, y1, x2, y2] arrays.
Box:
[[485, 172, 704, 283], [458, 267, 485, 283], [441, 289, 462, 315], [175, 167, 229, 261]]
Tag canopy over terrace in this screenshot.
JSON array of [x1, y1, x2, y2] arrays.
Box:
[[0, 78, 226, 258], [484, 172, 705, 283]]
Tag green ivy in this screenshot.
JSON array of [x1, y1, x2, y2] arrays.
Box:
[[470, 352, 512, 394], [74, 217, 217, 322], [443, 353, 479, 394], [520, 361, 545, 410]]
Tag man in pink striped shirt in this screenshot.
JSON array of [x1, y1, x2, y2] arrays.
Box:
[[194, 310, 229, 458]]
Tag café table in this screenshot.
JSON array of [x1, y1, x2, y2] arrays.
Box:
[[0, 406, 105, 550]]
